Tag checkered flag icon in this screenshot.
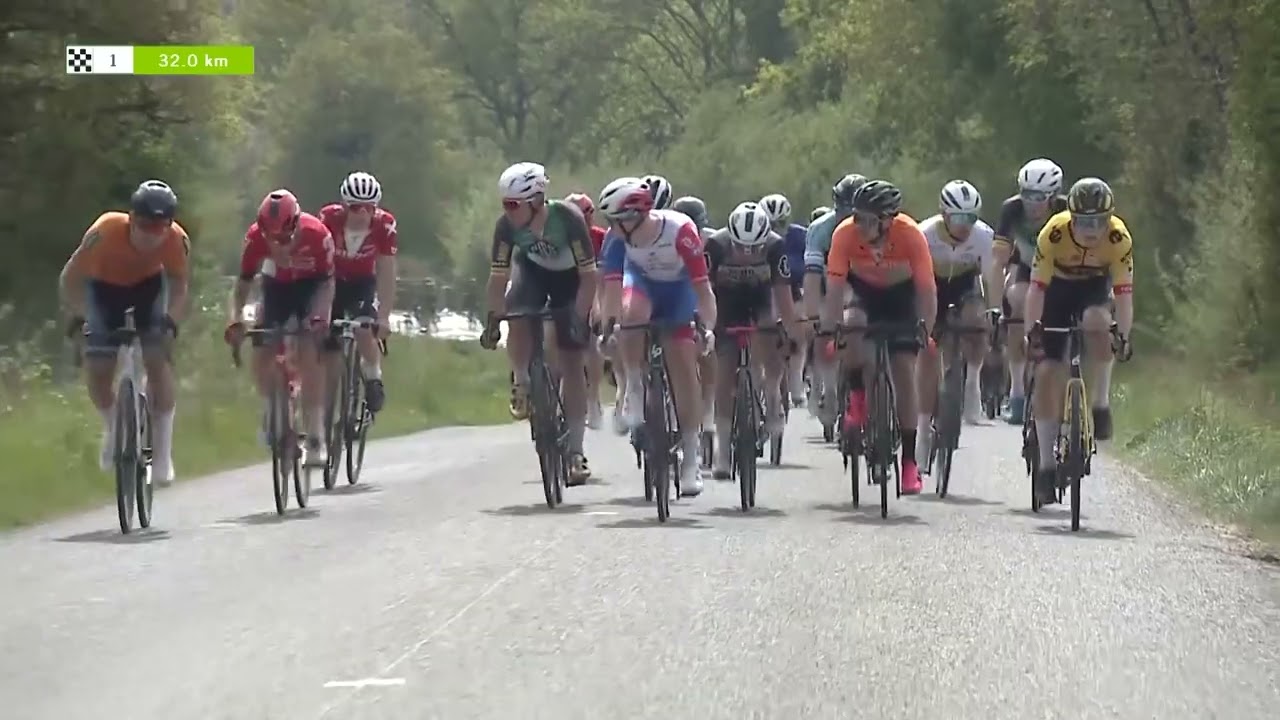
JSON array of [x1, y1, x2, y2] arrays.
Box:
[[66, 46, 93, 74]]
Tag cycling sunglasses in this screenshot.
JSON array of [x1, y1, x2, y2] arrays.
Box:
[[1020, 190, 1051, 203], [852, 211, 882, 229], [944, 212, 978, 225], [134, 215, 172, 232], [345, 202, 376, 213], [1071, 214, 1110, 231]]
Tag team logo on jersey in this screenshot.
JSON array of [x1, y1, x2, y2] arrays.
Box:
[[1109, 229, 1126, 244], [529, 239, 555, 256], [1048, 227, 1063, 244], [778, 254, 791, 279]]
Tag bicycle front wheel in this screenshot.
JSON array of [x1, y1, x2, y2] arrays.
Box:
[[1067, 381, 1086, 531], [936, 362, 965, 498], [870, 369, 893, 518], [114, 382, 138, 534], [647, 366, 672, 522], [136, 396, 154, 529], [530, 362, 562, 509], [270, 381, 291, 515], [322, 356, 346, 491], [345, 360, 370, 484], [734, 369, 757, 512]]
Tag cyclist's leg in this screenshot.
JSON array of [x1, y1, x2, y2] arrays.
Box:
[[842, 278, 877, 430], [503, 256, 544, 420], [755, 295, 785, 438], [785, 282, 807, 407], [348, 277, 385, 413], [915, 277, 947, 461], [697, 335, 717, 434], [135, 274, 177, 483], [584, 313, 605, 429], [812, 281, 841, 426], [1078, 278, 1116, 440], [298, 278, 330, 461], [322, 279, 353, 413], [1031, 280, 1078, 501], [655, 280, 704, 494], [547, 269, 591, 481], [84, 280, 124, 469], [711, 319, 738, 479], [957, 274, 988, 423], [1004, 264, 1031, 422], [250, 279, 292, 444], [617, 269, 655, 430]]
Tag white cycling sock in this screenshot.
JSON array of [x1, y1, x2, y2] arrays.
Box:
[[1036, 419, 1057, 467], [153, 408, 175, 463], [1010, 362, 1026, 399], [916, 414, 931, 458], [1093, 361, 1113, 409], [965, 364, 982, 409], [98, 406, 112, 434], [362, 358, 382, 380]]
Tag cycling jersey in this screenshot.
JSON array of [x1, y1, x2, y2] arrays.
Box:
[[490, 199, 595, 273], [780, 223, 806, 286], [994, 195, 1068, 268], [802, 210, 846, 272], [317, 204, 397, 280], [1030, 211, 1133, 293], [239, 212, 335, 282], [601, 210, 708, 328], [918, 214, 995, 280], [72, 212, 190, 286], [826, 214, 934, 292], [704, 228, 789, 294], [588, 225, 606, 258]]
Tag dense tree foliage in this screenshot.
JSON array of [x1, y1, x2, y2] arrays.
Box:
[[2, 0, 1274, 372]]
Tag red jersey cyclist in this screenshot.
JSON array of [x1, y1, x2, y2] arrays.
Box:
[[317, 171, 397, 414], [565, 191, 608, 429], [226, 190, 337, 467]]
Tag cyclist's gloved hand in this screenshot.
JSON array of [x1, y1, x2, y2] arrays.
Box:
[[162, 314, 179, 340], [1114, 332, 1133, 362], [1025, 321, 1045, 360], [698, 327, 715, 356], [308, 314, 329, 333], [224, 321, 246, 346], [65, 316, 86, 339], [479, 312, 501, 350], [565, 312, 591, 349], [375, 319, 391, 341]]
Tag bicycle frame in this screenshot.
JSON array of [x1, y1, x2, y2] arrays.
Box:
[[724, 324, 782, 510], [327, 315, 384, 487]]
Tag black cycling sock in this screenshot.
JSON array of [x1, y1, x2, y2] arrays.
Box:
[[846, 369, 864, 391], [901, 430, 916, 463]]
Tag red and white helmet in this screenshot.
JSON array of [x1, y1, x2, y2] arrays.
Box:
[[598, 177, 653, 218]]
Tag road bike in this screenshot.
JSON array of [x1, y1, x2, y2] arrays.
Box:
[[496, 310, 571, 509], [926, 305, 998, 498], [324, 316, 386, 489], [617, 321, 687, 522], [103, 309, 157, 534], [723, 324, 784, 511]]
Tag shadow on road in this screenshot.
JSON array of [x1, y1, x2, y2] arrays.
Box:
[[910, 493, 1001, 507], [698, 506, 786, 519], [804, 437, 833, 445], [810, 502, 858, 514], [1033, 524, 1133, 541], [837, 512, 926, 527], [1004, 507, 1073, 519], [600, 495, 654, 508], [762, 463, 812, 470], [325, 483, 381, 496], [484, 503, 586, 517], [596, 516, 709, 530], [54, 528, 171, 544], [224, 509, 320, 525]]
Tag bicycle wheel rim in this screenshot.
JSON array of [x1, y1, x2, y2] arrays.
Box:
[[271, 384, 289, 515], [647, 366, 670, 521], [1068, 383, 1085, 530], [531, 364, 560, 508], [323, 354, 345, 489], [137, 401, 153, 528], [114, 382, 137, 534], [345, 365, 367, 484], [735, 369, 754, 512]]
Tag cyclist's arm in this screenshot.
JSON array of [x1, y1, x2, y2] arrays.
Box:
[[231, 232, 262, 324], [314, 230, 337, 322], [58, 223, 103, 316], [821, 222, 853, 331], [1024, 224, 1056, 328], [486, 218, 515, 318], [769, 237, 799, 327], [564, 204, 599, 319], [906, 226, 937, 337], [1109, 221, 1135, 337], [599, 231, 626, 324], [676, 221, 716, 328], [991, 200, 1017, 271], [375, 216, 398, 327], [978, 227, 1001, 310], [162, 226, 191, 322]]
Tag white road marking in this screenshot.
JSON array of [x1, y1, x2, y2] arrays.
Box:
[[323, 678, 405, 689], [584, 511, 618, 516]]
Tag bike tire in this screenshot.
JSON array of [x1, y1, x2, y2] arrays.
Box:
[[735, 368, 756, 512], [270, 382, 290, 515], [869, 369, 892, 519], [323, 353, 347, 491], [345, 363, 368, 484], [936, 363, 965, 498], [647, 365, 671, 522], [114, 381, 137, 534], [530, 362, 561, 509], [1023, 372, 1042, 512], [1067, 382, 1086, 531], [136, 396, 154, 529]]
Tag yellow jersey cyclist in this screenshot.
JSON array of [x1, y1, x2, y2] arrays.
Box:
[[803, 173, 868, 430], [914, 180, 1003, 466], [1024, 177, 1134, 505], [59, 180, 190, 486], [991, 158, 1068, 424], [670, 194, 720, 438], [480, 162, 598, 485]]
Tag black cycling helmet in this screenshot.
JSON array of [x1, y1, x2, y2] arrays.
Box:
[[1066, 177, 1115, 215], [810, 205, 832, 223], [832, 173, 868, 210], [852, 179, 903, 217], [671, 195, 708, 228], [130, 179, 178, 220]]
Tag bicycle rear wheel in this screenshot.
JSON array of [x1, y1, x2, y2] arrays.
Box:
[[345, 361, 369, 484], [734, 368, 757, 512], [114, 381, 138, 534], [936, 362, 965, 498], [1067, 382, 1086, 531], [136, 396, 154, 529], [270, 381, 291, 515], [647, 365, 672, 522]]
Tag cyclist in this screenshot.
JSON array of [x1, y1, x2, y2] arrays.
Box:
[[914, 180, 1000, 466], [804, 173, 867, 429], [810, 206, 832, 223], [642, 174, 675, 210], [317, 171, 396, 415], [672, 194, 719, 435], [598, 176, 716, 496], [59, 180, 188, 485], [819, 180, 936, 495], [226, 190, 336, 467], [991, 158, 1066, 425], [760, 193, 809, 410], [1024, 177, 1133, 504], [565, 192, 607, 430], [705, 202, 802, 479], [480, 163, 597, 485]]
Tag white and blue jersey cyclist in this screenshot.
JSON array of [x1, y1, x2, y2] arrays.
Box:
[[598, 176, 717, 495]]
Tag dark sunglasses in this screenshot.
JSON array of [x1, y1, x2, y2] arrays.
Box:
[[346, 202, 376, 213], [944, 212, 978, 225], [1020, 190, 1050, 203], [1071, 214, 1110, 230]]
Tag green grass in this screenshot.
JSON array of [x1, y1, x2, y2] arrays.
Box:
[[1111, 359, 1280, 546], [0, 333, 510, 529]]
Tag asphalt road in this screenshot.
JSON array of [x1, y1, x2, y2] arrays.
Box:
[[2, 411, 1278, 719]]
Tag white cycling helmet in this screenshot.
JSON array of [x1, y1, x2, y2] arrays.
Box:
[[939, 179, 982, 213], [498, 162, 549, 200], [340, 171, 382, 205], [759, 193, 792, 224], [598, 176, 654, 218], [728, 202, 771, 246], [1017, 158, 1063, 194], [642, 174, 673, 209]]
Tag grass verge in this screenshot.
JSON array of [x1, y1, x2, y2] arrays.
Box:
[[1111, 359, 1280, 547], [0, 333, 509, 529]]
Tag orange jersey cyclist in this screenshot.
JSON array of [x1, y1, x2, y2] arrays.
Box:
[[819, 180, 937, 495], [58, 180, 190, 486]]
